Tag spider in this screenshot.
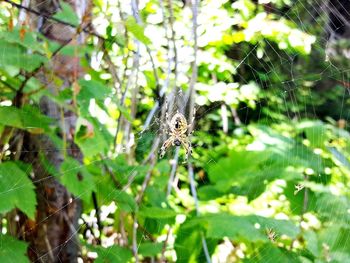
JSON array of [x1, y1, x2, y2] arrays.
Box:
[[266, 228, 278, 242], [159, 100, 196, 161]]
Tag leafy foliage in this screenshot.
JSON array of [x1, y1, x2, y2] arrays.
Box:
[[0, 235, 30, 263], [1, 0, 350, 262], [0, 162, 36, 219]]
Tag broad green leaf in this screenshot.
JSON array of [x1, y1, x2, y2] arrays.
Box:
[[0, 27, 44, 53], [175, 224, 203, 263], [207, 150, 271, 184], [113, 190, 137, 212], [304, 230, 319, 257], [0, 162, 37, 219], [312, 192, 350, 223], [182, 214, 298, 242], [284, 181, 317, 215], [138, 206, 177, 219], [197, 185, 224, 201], [246, 243, 301, 263], [117, 103, 132, 122], [318, 225, 350, 261], [0, 106, 51, 133], [206, 150, 285, 200], [59, 157, 95, 202], [53, 2, 79, 26], [78, 80, 110, 101], [0, 235, 30, 263], [0, 40, 47, 71], [94, 245, 132, 263], [298, 121, 328, 148], [138, 242, 163, 257], [75, 117, 111, 158], [77, 79, 111, 117], [144, 186, 167, 207], [125, 16, 151, 45]]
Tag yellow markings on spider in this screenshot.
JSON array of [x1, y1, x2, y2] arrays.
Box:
[[159, 100, 196, 162]]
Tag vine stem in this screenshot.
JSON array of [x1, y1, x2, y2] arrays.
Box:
[[188, 164, 212, 263]]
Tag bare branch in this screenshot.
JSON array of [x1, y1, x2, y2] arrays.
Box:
[[3, 0, 105, 40]]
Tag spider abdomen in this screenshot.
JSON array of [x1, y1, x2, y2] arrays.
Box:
[[174, 139, 181, 146], [171, 113, 188, 133]]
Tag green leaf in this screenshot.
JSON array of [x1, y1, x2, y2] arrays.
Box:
[[125, 16, 151, 45], [75, 117, 111, 158], [138, 206, 177, 219], [183, 214, 298, 242], [59, 157, 95, 202], [77, 79, 111, 115], [0, 27, 44, 53], [0, 106, 51, 133], [312, 192, 350, 223], [318, 225, 350, 261], [299, 121, 327, 148], [247, 243, 301, 263], [206, 150, 284, 200], [207, 150, 271, 184], [117, 103, 132, 122], [197, 185, 224, 201], [138, 242, 163, 257], [0, 235, 30, 263], [94, 245, 132, 263], [175, 224, 203, 263], [112, 190, 137, 212], [53, 2, 79, 27], [0, 162, 37, 219], [0, 40, 47, 72]]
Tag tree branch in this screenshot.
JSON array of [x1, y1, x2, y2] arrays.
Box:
[[3, 0, 106, 41]]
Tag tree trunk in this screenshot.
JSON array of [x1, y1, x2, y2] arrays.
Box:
[[13, 0, 90, 262]]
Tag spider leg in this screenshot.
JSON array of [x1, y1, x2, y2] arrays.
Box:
[[159, 137, 174, 158], [181, 137, 193, 162]]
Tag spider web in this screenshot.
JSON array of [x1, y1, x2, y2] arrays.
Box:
[[0, 0, 350, 262]]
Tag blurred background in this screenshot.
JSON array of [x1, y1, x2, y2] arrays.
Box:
[[0, 0, 350, 262]]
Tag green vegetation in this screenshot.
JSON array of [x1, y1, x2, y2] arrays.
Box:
[[0, 0, 350, 262]]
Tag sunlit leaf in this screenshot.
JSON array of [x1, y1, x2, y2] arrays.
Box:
[[0, 162, 37, 219], [138, 206, 177, 219], [94, 245, 132, 263], [59, 157, 95, 202], [0, 235, 30, 263], [53, 2, 79, 26], [0, 106, 51, 133], [138, 242, 163, 257], [125, 16, 151, 45]]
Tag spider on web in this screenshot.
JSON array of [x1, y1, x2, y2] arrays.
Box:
[[159, 99, 196, 162], [266, 228, 278, 242]]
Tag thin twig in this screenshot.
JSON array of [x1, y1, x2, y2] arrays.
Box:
[[99, 155, 122, 189], [101, 40, 122, 95], [184, 0, 199, 111], [91, 192, 102, 245], [221, 104, 228, 133], [113, 49, 139, 153], [131, 0, 160, 97], [160, 226, 172, 262], [136, 156, 157, 204], [3, 0, 105, 41], [132, 138, 159, 261], [188, 164, 211, 263], [167, 0, 178, 88], [132, 216, 139, 263], [229, 105, 242, 125], [167, 147, 179, 196]]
